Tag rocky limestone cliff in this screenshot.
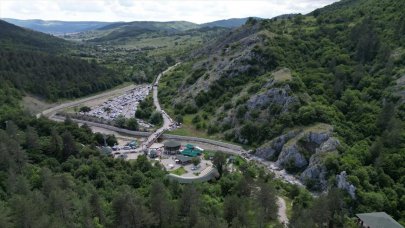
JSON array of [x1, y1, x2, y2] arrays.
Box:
[[255, 130, 299, 160], [255, 123, 340, 190], [246, 85, 299, 113], [336, 171, 356, 199]]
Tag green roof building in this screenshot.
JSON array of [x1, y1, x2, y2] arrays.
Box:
[[356, 212, 403, 228], [181, 144, 202, 157]]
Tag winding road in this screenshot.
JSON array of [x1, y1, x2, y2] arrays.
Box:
[[136, 63, 181, 151], [37, 64, 305, 190]]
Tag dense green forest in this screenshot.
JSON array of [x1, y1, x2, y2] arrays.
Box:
[[0, 0, 404, 226], [0, 50, 126, 100], [159, 0, 405, 224], [0, 20, 128, 101]]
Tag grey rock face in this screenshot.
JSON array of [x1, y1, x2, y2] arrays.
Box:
[[336, 171, 356, 199], [256, 124, 341, 191], [246, 85, 299, 113], [317, 137, 340, 153], [276, 145, 308, 169], [300, 153, 328, 190], [255, 130, 299, 160], [305, 131, 331, 145]]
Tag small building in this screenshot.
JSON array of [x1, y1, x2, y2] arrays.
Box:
[[181, 144, 202, 157], [149, 149, 158, 158], [164, 140, 181, 155], [355, 212, 403, 228], [175, 155, 192, 165]]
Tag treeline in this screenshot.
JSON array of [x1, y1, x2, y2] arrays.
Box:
[[0, 50, 124, 101]]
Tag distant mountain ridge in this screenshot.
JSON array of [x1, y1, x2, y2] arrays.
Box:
[[2, 18, 112, 35], [200, 17, 261, 28], [3, 17, 257, 35]]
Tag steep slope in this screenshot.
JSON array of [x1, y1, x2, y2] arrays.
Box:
[[2, 18, 112, 35], [0, 20, 124, 100], [159, 0, 405, 223]]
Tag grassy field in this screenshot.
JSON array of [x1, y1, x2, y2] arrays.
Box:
[[170, 167, 187, 175], [169, 114, 211, 138]]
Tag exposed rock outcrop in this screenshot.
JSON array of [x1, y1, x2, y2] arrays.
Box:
[[255, 123, 340, 191], [276, 144, 308, 169], [300, 153, 329, 190], [255, 130, 299, 160], [336, 171, 356, 199], [247, 85, 299, 113]]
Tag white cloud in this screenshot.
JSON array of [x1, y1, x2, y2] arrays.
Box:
[[0, 0, 338, 23]]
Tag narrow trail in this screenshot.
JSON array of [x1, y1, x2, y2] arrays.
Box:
[[277, 196, 289, 227]]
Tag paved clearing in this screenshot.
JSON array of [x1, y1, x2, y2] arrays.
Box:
[[38, 84, 138, 118]]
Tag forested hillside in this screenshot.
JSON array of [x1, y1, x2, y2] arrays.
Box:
[[159, 0, 405, 224], [0, 20, 125, 101]]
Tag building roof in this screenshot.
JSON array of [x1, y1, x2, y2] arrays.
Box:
[[185, 144, 194, 149], [356, 212, 403, 228], [181, 149, 200, 157], [164, 140, 181, 148], [176, 155, 192, 163]]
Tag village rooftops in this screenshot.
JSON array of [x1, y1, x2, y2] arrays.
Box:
[[356, 212, 403, 228]]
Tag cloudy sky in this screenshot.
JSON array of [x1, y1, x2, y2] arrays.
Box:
[[0, 0, 338, 23]]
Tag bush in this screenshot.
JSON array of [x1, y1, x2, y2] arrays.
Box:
[[149, 111, 163, 125], [79, 106, 91, 113]]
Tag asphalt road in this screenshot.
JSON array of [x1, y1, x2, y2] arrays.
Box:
[[137, 63, 180, 151]]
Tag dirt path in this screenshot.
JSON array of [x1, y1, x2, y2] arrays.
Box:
[[277, 196, 289, 227]]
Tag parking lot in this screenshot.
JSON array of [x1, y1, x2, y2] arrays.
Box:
[[83, 85, 151, 121]]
